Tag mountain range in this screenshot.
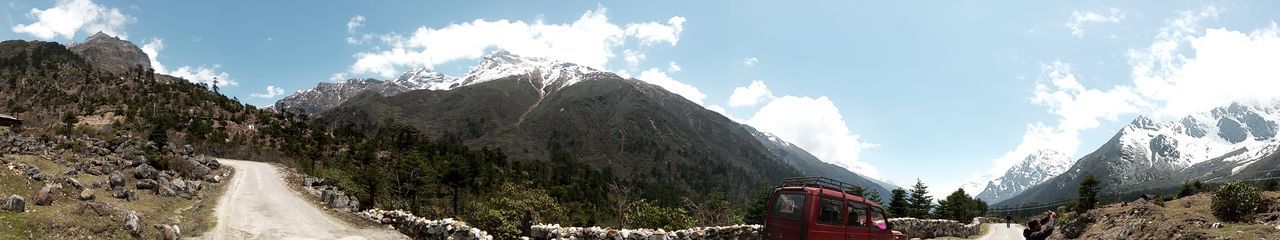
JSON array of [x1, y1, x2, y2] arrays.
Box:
[[996, 102, 1280, 206], [272, 50, 895, 201]]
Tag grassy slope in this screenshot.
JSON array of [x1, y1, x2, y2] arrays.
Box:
[[1056, 191, 1280, 239], [0, 155, 229, 238]]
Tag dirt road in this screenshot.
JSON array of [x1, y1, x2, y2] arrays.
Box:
[[197, 159, 407, 240], [977, 223, 1026, 240]]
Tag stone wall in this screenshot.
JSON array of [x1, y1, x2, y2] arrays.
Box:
[[359, 208, 494, 240], [887, 217, 981, 239]]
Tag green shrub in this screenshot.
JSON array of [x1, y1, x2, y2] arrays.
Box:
[[1211, 181, 1265, 222], [1263, 179, 1278, 192], [625, 199, 694, 230], [462, 182, 567, 239]]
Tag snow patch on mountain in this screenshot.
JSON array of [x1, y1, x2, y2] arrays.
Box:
[[457, 49, 606, 96]]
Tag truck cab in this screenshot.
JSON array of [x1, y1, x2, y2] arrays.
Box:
[[764, 177, 907, 240]]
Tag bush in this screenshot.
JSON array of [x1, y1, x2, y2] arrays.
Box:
[[625, 200, 694, 230], [462, 182, 567, 239], [1211, 181, 1265, 222], [1263, 179, 1278, 191]]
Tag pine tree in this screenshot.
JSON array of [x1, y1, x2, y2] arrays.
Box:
[[907, 179, 933, 219], [935, 188, 973, 221], [888, 188, 908, 217], [1077, 174, 1101, 213]]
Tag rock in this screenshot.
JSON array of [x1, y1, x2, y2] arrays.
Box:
[[24, 166, 40, 177], [63, 168, 77, 176], [134, 164, 157, 179], [157, 224, 180, 240], [29, 172, 46, 181], [321, 190, 334, 206], [136, 179, 158, 189], [108, 171, 126, 188], [1, 195, 25, 213], [332, 195, 350, 209], [182, 144, 193, 156], [188, 180, 202, 191], [1212, 222, 1223, 229], [111, 187, 128, 199], [206, 158, 220, 169], [349, 198, 360, 210], [170, 157, 210, 178], [34, 184, 58, 206], [203, 174, 220, 183], [65, 177, 84, 189], [79, 189, 95, 201], [123, 210, 142, 237], [172, 178, 187, 192], [157, 185, 177, 197], [126, 189, 138, 202], [91, 180, 104, 189]]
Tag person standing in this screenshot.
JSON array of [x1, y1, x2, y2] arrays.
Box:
[[1005, 214, 1012, 228], [1022, 210, 1056, 240]]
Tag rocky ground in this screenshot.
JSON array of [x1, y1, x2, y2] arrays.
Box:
[[1051, 192, 1280, 239], [0, 130, 229, 239]]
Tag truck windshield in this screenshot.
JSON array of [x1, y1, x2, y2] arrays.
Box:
[[771, 192, 805, 221], [871, 208, 889, 230]]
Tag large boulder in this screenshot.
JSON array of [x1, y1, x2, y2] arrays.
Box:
[[34, 184, 59, 206], [123, 210, 142, 237], [108, 171, 126, 188], [170, 157, 211, 179], [134, 164, 157, 180], [331, 195, 350, 209], [1, 195, 25, 212], [111, 187, 128, 199]]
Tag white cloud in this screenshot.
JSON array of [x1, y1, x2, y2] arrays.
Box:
[[742, 57, 759, 66], [667, 61, 681, 72], [728, 80, 774, 107], [1066, 8, 1124, 37], [141, 38, 237, 87], [623, 49, 645, 67], [345, 15, 373, 45], [976, 6, 1280, 190], [704, 104, 743, 122], [748, 95, 880, 179], [251, 85, 286, 98], [343, 7, 686, 79], [347, 15, 365, 33], [12, 0, 134, 40], [624, 16, 686, 46], [637, 68, 705, 105]]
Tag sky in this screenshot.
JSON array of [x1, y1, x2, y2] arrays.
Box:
[[5, 0, 1280, 199]]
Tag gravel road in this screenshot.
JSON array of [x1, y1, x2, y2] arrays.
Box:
[[197, 159, 407, 240]]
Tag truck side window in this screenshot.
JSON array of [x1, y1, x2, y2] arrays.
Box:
[[816, 197, 844, 225], [847, 201, 868, 227], [871, 208, 889, 230], [771, 193, 805, 221]]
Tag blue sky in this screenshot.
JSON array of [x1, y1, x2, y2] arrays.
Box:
[[6, 0, 1280, 198]]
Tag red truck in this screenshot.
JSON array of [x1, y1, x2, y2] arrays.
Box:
[[764, 177, 908, 240]]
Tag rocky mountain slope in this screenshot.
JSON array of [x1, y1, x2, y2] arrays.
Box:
[[975, 150, 1073, 204], [68, 32, 151, 75], [314, 51, 859, 202], [268, 69, 451, 115], [999, 102, 1280, 207], [742, 124, 895, 198]]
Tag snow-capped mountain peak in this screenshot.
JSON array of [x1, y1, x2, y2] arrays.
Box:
[[394, 67, 457, 90], [975, 149, 1074, 204], [457, 49, 607, 95]]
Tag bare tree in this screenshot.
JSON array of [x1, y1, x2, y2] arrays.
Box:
[[608, 181, 634, 228]]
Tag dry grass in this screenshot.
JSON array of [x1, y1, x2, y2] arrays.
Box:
[[0, 154, 229, 239], [1055, 191, 1280, 239]]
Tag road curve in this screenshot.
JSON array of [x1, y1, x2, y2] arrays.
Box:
[[198, 159, 407, 240]]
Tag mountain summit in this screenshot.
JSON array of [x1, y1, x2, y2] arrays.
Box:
[[69, 31, 151, 75], [975, 149, 1073, 204]]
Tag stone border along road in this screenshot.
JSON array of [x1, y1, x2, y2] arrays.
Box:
[[196, 159, 407, 240]]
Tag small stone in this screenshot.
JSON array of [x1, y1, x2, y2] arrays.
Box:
[[78, 189, 95, 201], [65, 178, 84, 189], [1211, 222, 1223, 229], [136, 179, 157, 189], [33, 184, 57, 206], [123, 210, 141, 237]]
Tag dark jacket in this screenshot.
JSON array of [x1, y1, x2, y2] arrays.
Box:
[[1022, 216, 1054, 240]]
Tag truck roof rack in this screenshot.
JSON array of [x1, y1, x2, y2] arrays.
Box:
[[780, 176, 867, 196]]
